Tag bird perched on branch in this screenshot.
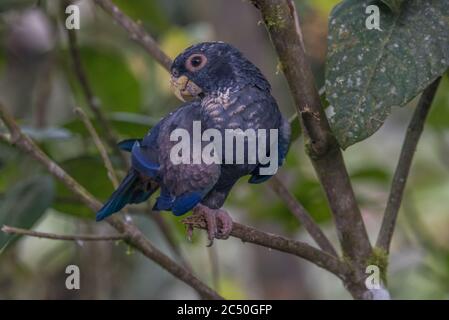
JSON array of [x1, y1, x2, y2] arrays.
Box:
[[96, 42, 290, 244]]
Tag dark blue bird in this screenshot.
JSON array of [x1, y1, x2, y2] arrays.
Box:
[[96, 42, 291, 243]]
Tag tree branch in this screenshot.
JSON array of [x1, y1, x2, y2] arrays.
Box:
[[268, 176, 337, 256], [0, 103, 222, 300], [376, 77, 442, 252], [2, 225, 125, 241], [251, 0, 372, 269], [182, 215, 348, 279]]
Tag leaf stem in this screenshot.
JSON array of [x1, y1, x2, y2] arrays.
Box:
[[376, 77, 441, 252]]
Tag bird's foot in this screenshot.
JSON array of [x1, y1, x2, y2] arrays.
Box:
[[183, 204, 233, 246]]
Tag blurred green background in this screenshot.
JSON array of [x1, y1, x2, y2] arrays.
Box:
[[0, 0, 449, 299]]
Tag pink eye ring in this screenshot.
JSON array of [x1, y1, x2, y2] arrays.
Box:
[[186, 53, 207, 72]]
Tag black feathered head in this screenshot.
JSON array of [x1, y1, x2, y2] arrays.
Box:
[[170, 42, 270, 101]]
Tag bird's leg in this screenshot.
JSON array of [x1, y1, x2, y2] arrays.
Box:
[[187, 204, 233, 246]]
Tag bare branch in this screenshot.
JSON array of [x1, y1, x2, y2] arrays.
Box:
[[74, 107, 119, 188], [376, 77, 442, 252], [251, 0, 372, 268], [93, 0, 172, 70], [268, 176, 337, 257], [62, 1, 129, 167], [2, 225, 125, 241], [182, 215, 349, 279], [0, 102, 222, 300]]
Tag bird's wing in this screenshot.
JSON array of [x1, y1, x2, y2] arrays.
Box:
[[247, 115, 290, 184], [153, 101, 222, 216]]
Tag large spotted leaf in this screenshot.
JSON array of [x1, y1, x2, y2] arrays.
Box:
[[326, 0, 449, 149]]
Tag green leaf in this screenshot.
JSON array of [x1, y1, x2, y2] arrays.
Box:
[[53, 156, 114, 218], [0, 175, 55, 250], [381, 0, 405, 13], [326, 0, 449, 148]]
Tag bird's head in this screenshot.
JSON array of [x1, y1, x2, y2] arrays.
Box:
[[170, 42, 270, 101]]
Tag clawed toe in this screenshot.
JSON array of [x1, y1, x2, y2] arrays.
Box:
[[215, 209, 232, 240], [190, 204, 233, 245]]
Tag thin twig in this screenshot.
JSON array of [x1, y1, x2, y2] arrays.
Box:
[[376, 77, 441, 252], [75, 107, 119, 187], [2, 225, 125, 241], [93, 0, 172, 70], [268, 176, 337, 256], [0, 102, 222, 300], [63, 0, 129, 167]]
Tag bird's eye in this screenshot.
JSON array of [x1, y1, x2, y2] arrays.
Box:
[[186, 53, 207, 72]]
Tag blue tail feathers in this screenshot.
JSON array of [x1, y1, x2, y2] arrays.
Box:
[[131, 141, 159, 178], [96, 170, 156, 221], [153, 188, 173, 211], [172, 192, 203, 216], [118, 139, 142, 152]]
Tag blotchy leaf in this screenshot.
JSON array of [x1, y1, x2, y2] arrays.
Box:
[[0, 175, 55, 250], [326, 0, 449, 148], [381, 0, 405, 13]]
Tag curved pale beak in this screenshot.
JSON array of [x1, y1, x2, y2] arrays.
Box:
[[170, 75, 202, 102]]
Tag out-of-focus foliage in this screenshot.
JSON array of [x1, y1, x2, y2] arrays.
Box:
[[53, 156, 114, 218], [0, 175, 54, 250], [79, 48, 142, 113], [428, 76, 449, 131]]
